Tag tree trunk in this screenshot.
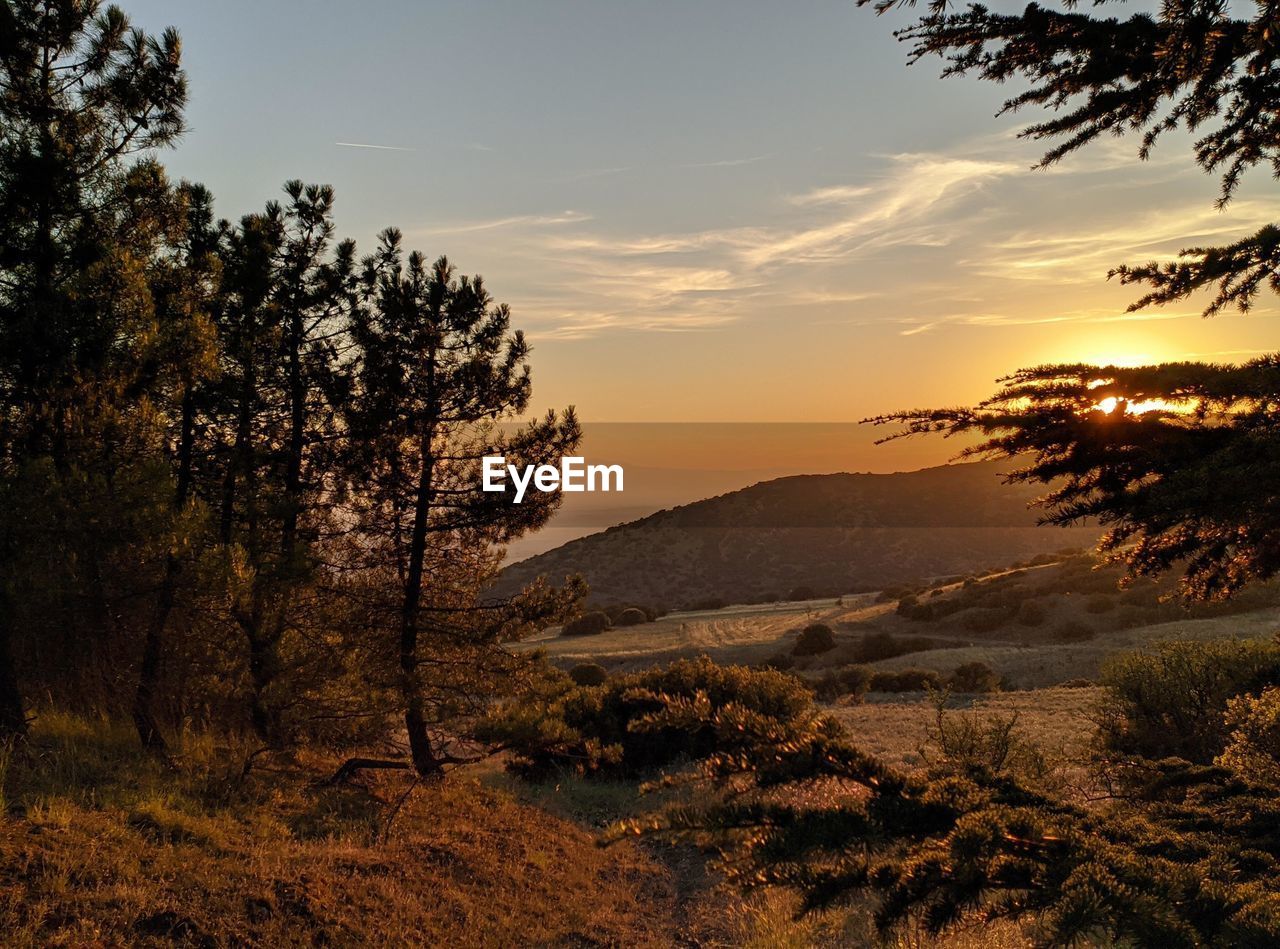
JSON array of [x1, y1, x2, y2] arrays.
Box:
[[133, 388, 196, 757], [132, 563, 174, 756], [399, 426, 442, 779], [0, 591, 27, 739]]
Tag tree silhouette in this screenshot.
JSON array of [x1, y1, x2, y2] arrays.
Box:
[[862, 0, 1280, 599], [346, 231, 581, 778], [0, 0, 187, 738], [209, 182, 354, 746]]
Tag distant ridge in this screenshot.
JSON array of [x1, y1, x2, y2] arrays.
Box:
[[492, 460, 1099, 609]]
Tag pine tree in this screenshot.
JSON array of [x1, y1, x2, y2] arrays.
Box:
[[861, 0, 1280, 599], [0, 0, 187, 738], [345, 231, 581, 778], [209, 182, 354, 746]]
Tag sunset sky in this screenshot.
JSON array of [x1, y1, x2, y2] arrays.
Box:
[[131, 0, 1279, 458]]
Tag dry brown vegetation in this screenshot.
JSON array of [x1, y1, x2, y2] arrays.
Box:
[[0, 714, 741, 947]]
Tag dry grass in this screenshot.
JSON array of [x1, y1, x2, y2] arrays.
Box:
[[830, 687, 1102, 774], [871, 607, 1280, 689], [0, 714, 729, 948]]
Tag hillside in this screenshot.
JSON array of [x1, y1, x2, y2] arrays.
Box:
[[495, 460, 1099, 609]]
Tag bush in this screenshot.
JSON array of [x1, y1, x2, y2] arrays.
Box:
[[895, 594, 919, 616], [568, 662, 608, 687], [870, 669, 942, 692], [560, 611, 611, 637], [481, 656, 826, 777], [924, 693, 1046, 779], [792, 623, 836, 656], [763, 651, 796, 671], [1085, 593, 1117, 614], [1052, 620, 1096, 643], [813, 664, 874, 702], [1098, 639, 1280, 764], [613, 607, 649, 627], [961, 607, 1010, 634], [787, 585, 818, 601], [1015, 600, 1047, 627], [1217, 687, 1280, 787], [949, 661, 1000, 693]]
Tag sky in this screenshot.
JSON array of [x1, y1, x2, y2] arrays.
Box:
[[128, 0, 1280, 452]]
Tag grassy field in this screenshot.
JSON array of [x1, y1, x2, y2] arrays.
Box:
[[528, 557, 1280, 690], [1, 712, 1035, 947], [10, 555, 1280, 947], [0, 713, 749, 947]]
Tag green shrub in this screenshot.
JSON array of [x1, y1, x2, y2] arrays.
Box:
[[792, 623, 836, 656], [481, 656, 824, 777], [1098, 639, 1280, 764], [949, 661, 1000, 693], [568, 662, 608, 686], [613, 607, 649, 627], [560, 611, 611, 637], [870, 669, 942, 692], [1216, 686, 1280, 786]]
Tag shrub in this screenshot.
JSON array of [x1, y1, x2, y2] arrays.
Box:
[[961, 607, 1009, 634], [793, 623, 836, 656], [481, 656, 826, 777], [1015, 600, 1047, 627], [870, 669, 942, 692], [1052, 620, 1095, 643], [567, 662, 608, 687], [876, 586, 910, 603], [1216, 687, 1280, 787], [895, 594, 919, 616], [560, 611, 611, 637], [763, 651, 796, 671], [1085, 593, 1117, 614], [686, 597, 726, 611], [787, 585, 817, 601], [949, 661, 1000, 693], [1098, 639, 1280, 764], [614, 607, 649, 627], [902, 602, 936, 622], [924, 693, 1046, 779], [813, 664, 873, 702]]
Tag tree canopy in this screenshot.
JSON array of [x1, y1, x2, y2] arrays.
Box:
[[861, 0, 1280, 600]]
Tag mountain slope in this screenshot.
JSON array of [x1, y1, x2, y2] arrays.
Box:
[[493, 460, 1099, 609]]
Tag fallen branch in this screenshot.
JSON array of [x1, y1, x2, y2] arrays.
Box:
[[324, 756, 412, 786]]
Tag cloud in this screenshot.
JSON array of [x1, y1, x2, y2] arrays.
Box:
[[416, 211, 592, 235], [684, 154, 772, 169], [335, 141, 414, 152], [974, 200, 1275, 283], [419, 133, 1278, 340]]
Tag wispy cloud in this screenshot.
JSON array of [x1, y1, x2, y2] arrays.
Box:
[[421, 134, 1277, 340], [335, 141, 414, 152], [417, 211, 591, 235], [974, 200, 1275, 283], [685, 154, 772, 169]]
